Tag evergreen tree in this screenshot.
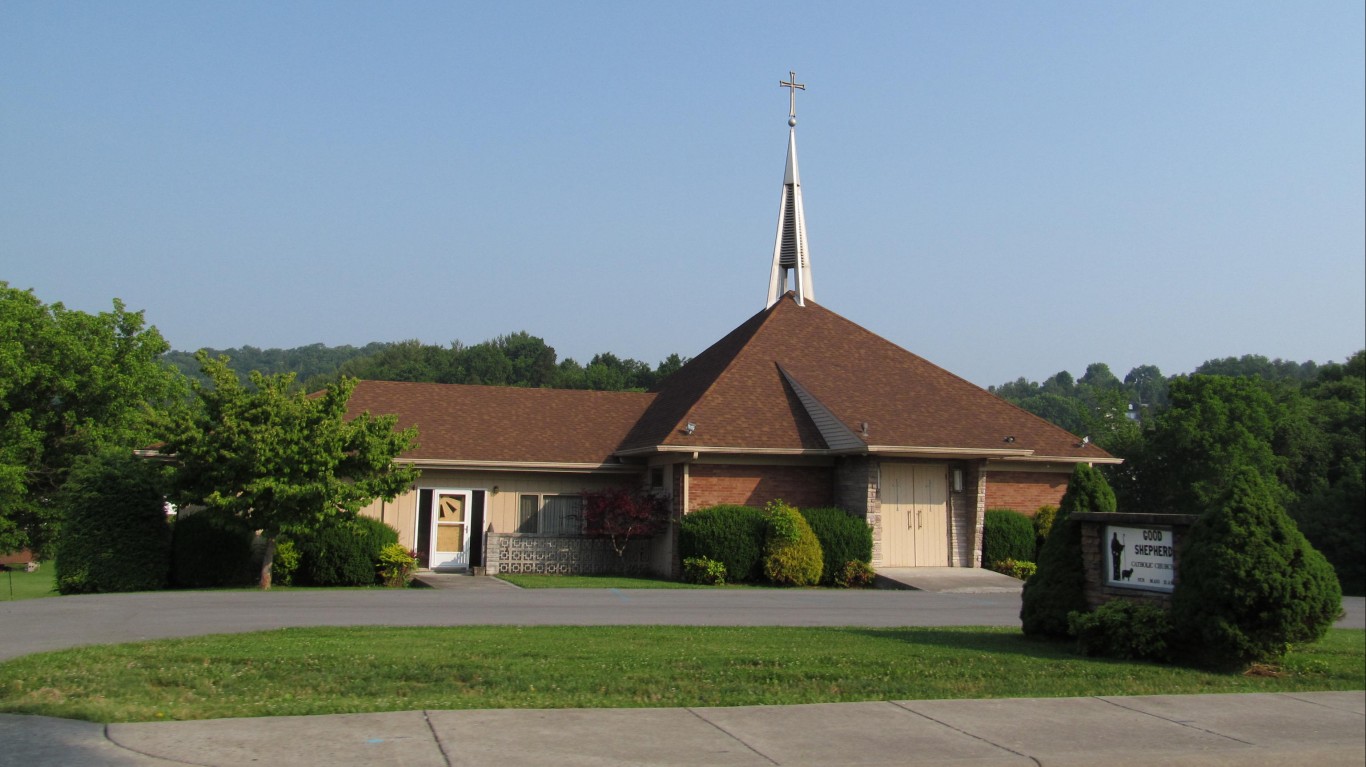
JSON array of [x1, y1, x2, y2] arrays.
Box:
[[54, 450, 172, 594], [1020, 463, 1116, 637], [1171, 468, 1341, 669]]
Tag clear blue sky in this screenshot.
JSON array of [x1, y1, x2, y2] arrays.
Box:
[[3, 1, 1362, 387]]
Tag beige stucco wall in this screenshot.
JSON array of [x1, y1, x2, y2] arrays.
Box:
[[358, 468, 641, 553]]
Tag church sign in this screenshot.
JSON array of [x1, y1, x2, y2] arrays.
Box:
[[1104, 524, 1176, 593]]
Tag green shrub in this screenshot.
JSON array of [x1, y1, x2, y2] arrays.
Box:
[[762, 500, 823, 586], [54, 451, 172, 595], [171, 508, 256, 588], [989, 558, 1037, 580], [678, 504, 767, 583], [1021, 463, 1117, 637], [833, 560, 876, 588], [682, 556, 727, 585], [295, 515, 399, 586], [1170, 468, 1343, 670], [1033, 505, 1059, 558], [1069, 600, 1173, 661], [799, 507, 872, 585], [983, 509, 1035, 566], [377, 543, 418, 587], [271, 539, 301, 586]]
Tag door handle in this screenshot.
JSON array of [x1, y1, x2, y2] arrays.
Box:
[[916, 509, 922, 529]]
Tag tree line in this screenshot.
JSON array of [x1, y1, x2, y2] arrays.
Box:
[[164, 333, 688, 393]]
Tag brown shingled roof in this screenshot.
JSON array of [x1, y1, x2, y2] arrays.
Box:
[[346, 380, 654, 467], [347, 295, 1113, 466], [620, 293, 1115, 462]]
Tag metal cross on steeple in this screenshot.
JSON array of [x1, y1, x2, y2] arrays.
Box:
[[780, 71, 805, 121]]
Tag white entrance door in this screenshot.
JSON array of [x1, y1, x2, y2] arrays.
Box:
[[430, 490, 472, 570], [880, 464, 949, 567]]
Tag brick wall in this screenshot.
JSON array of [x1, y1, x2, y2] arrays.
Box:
[[984, 471, 1068, 514], [687, 464, 833, 514]]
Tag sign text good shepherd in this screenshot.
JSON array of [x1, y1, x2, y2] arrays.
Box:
[[1104, 525, 1175, 593]]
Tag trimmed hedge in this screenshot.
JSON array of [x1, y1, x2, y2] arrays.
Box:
[[982, 509, 1035, 567], [799, 506, 872, 586], [1068, 599, 1173, 661], [762, 500, 823, 586], [1170, 468, 1342, 669], [678, 504, 767, 583], [293, 515, 399, 586], [171, 508, 256, 588], [1020, 463, 1117, 637], [55, 451, 172, 595]]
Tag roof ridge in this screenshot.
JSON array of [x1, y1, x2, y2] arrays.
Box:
[[656, 297, 793, 438], [616, 297, 794, 450]]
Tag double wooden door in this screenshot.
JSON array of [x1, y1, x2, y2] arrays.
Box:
[[880, 463, 949, 567]]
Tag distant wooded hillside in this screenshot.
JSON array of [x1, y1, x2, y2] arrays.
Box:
[[162, 332, 688, 393], [163, 342, 392, 388]]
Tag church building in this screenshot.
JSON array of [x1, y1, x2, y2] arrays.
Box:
[[351, 74, 1117, 575]]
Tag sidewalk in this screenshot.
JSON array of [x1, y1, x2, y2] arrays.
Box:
[[2, 691, 1362, 767]]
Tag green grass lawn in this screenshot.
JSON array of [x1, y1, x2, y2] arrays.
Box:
[[0, 563, 56, 601], [1, 626, 1360, 723]]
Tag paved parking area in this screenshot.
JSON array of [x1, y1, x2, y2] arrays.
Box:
[[0, 584, 1028, 661]]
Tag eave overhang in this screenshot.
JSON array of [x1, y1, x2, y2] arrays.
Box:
[[986, 453, 1125, 466], [397, 458, 642, 474], [614, 443, 1118, 464]]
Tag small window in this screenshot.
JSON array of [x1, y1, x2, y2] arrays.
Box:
[[650, 467, 665, 490], [518, 495, 539, 534], [517, 493, 583, 535]]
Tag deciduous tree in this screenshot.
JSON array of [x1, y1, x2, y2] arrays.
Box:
[[0, 283, 183, 556], [581, 486, 669, 565], [163, 352, 419, 588]]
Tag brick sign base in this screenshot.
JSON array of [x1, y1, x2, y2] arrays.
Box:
[[1072, 512, 1198, 611]]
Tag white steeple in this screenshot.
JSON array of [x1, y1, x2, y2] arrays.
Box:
[[767, 71, 814, 309]]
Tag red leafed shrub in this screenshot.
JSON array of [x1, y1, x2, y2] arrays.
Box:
[[581, 487, 670, 560]]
